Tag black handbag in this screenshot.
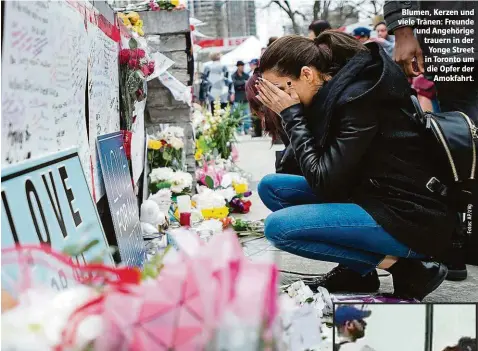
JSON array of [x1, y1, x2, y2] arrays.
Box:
[[409, 95, 478, 212]]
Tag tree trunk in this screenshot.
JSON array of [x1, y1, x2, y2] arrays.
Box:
[[313, 1, 321, 20]]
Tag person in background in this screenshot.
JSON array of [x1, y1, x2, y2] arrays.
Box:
[[268, 36, 279, 47], [370, 21, 395, 58], [334, 306, 374, 351], [248, 58, 262, 137], [202, 52, 234, 114], [384, 0, 478, 282], [442, 338, 477, 351], [249, 58, 259, 74], [232, 60, 251, 135], [352, 27, 371, 43], [308, 19, 332, 39]]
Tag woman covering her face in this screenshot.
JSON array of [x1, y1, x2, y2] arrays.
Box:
[[251, 31, 457, 300]]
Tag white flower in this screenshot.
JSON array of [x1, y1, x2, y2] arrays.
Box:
[[170, 136, 184, 150], [216, 187, 236, 202], [150, 167, 174, 183], [192, 188, 227, 209], [195, 219, 223, 235], [166, 126, 185, 138], [220, 173, 233, 188], [170, 171, 193, 193], [2, 286, 100, 350]]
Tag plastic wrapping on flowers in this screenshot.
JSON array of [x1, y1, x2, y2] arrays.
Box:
[[147, 127, 186, 170], [1, 231, 284, 351]]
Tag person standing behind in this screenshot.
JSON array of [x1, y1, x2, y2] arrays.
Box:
[[384, 0, 478, 281], [334, 306, 375, 351], [352, 27, 371, 43], [308, 19, 332, 39], [232, 61, 251, 134], [249, 58, 259, 74], [371, 21, 395, 58], [202, 52, 234, 114]]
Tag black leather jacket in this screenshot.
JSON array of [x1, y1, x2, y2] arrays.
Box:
[[280, 42, 456, 258]]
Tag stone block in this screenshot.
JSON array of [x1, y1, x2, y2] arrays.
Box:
[[146, 106, 192, 124], [168, 68, 190, 85], [162, 51, 189, 69], [156, 34, 188, 52], [140, 10, 190, 35]]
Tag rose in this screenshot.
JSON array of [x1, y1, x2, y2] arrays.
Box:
[[130, 50, 138, 59], [136, 49, 146, 59], [128, 58, 139, 69], [140, 65, 150, 76], [119, 49, 130, 65], [148, 61, 155, 74], [242, 200, 251, 213]]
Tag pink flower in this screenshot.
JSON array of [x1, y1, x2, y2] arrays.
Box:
[[128, 58, 139, 69], [119, 49, 130, 65], [140, 65, 150, 76], [136, 49, 146, 59], [149, 1, 160, 10], [147, 61, 155, 74], [130, 50, 138, 59]]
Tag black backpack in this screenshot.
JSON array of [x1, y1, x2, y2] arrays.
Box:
[[409, 96, 478, 264], [408, 95, 477, 212]]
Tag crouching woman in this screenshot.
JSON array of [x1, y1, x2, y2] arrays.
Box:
[[253, 32, 457, 300]]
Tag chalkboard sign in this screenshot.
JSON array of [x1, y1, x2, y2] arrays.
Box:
[[1, 149, 114, 290], [97, 132, 145, 267]]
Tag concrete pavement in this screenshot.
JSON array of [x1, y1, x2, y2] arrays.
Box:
[[234, 135, 478, 303]]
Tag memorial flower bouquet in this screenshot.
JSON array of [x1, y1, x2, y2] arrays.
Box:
[[149, 0, 186, 11], [1, 232, 280, 351], [147, 126, 185, 170], [195, 100, 243, 161], [119, 38, 155, 131], [118, 11, 144, 36], [149, 166, 192, 195]]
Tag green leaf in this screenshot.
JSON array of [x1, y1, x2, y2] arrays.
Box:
[[205, 175, 215, 189], [156, 181, 172, 190], [129, 38, 138, 49], [305, 297, 314, 303], [162, 149, 172, 161], [62, 239, 100, 257]]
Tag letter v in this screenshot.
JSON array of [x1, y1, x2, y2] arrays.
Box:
[[42, 171, 67, 238]]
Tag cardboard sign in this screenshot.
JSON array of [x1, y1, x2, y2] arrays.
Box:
[[1, 149, 114, 290], [97, 132, 145, 267]]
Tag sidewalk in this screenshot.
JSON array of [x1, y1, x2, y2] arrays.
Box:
[[234, 135, 478, 303]]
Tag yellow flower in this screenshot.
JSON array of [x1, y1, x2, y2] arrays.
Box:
[[148, 140, 163, 150], [201, 208, 214, 219], [191, 201, 197, 208], [119, 13, 131, 27], [233, 183, 248, 194], [127, 11, 140, 25], [213, 206, 229, 219], [194, 149, 203, 161], [171, 0, 180, 6]]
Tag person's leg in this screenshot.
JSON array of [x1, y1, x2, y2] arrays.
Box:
[[264, 203, 420, 275], [257, 174, 321, 212]]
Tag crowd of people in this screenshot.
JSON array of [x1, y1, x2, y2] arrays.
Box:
[[198, 0, 477, 301]]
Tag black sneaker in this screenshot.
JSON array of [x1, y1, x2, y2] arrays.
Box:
[[306, 265, 380, 293], [388, 259, 448, 301]]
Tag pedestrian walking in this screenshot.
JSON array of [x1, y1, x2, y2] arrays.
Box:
[[201, 52, 234, 114], [232, 61, 251, 134]]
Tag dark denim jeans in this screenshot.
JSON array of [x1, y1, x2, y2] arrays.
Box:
[[258, 174, 425, 275]]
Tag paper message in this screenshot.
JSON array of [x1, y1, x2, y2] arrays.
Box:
[[87, 23, 120, 201], [2, 1, 92, 190]]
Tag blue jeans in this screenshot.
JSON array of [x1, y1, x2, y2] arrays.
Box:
[[234, 102, 252, 133], [258, 174, 425, 275]]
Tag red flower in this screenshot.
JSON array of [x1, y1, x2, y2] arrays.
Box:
[[136, 49, 146, 59], [140, 65, 150, 76], [136, 88, 144, 99], [119, 49, 130, 65], [147, 61, 155, 74], [130, 50, 138, 59], [122, 130, 133, 159], [242, 200, 252, 213], [128, 58, 139, 69]]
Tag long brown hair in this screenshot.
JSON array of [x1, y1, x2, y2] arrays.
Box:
[[249, 31, 367, 139], [260, 31, 368, 79], [245, 70, 283, 141]]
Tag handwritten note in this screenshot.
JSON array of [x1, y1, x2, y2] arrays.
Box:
[[87, 23, 120, 201], [2, 1, 92, 190]]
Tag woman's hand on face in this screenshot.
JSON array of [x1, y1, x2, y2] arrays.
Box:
[[255, 78, 300, 115]]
